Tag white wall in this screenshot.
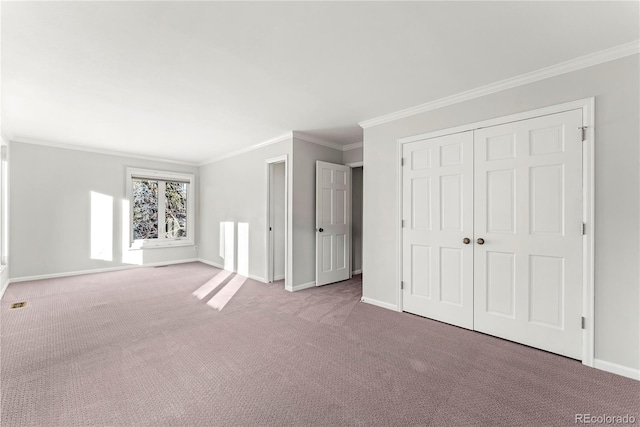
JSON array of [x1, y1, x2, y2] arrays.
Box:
[[9, 142, 199, 279], [362, 55, 640, 371], [291, 135, 344, 288], [343, 147, 363, 165], [198, 139, 292, 282]]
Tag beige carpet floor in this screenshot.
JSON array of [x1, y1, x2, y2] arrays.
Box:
[[1, 262, 638, 426]]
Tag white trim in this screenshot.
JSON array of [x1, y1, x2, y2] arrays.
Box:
[[397, 98, 596, 367], [126, 167, 195, 249], [248, 274, 267, 283], [11, 136, 197, 166], [289, 281, 316, 292], [361, 297, 398, 312], [346, 161, 363, 168], [343, 142, 363, 151], [396, 135, 404, 314], [593, 359, 640, 381], [360, 40, 639, 129], [399, 98, 594, 144], [273, 274, 285, 281], [8, 259, 200, 283], [197, 258, 224, 269], [199, 132, 292, 166], [196, 259, 266, 283], [293, 132, 344, 151], [352, 269, 362, 275], [581, 99, 596, 368]]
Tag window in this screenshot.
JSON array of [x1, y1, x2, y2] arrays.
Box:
[[127, 168, 194, 248]]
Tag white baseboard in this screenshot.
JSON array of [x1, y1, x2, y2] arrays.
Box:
[[289, 281, 316, 292], [273, 274, 285, 281], [593, 358, 640, 381], [360, 296, 398, 312], [196, 259, 267, 283], [9, 259, 201, 283], [196, 258, 224, 269], [249, 274, 267, 283], [352, 269, 362, 275]]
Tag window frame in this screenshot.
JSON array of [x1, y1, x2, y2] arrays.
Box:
[[126, 167, 195, 249]]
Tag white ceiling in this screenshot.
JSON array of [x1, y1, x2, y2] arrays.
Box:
[[2, 1, 638, 164]]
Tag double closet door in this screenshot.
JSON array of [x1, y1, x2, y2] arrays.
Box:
[[401, 109, 584, 359]]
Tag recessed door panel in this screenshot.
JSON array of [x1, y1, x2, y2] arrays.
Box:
[[411, 245, 431, 298], [412, 148, 432, 170], [530, 165, 564, 236], [529, 255, 564, 328], [486, 251, 515, 317], [412, 178, 432, 230], [487, 169, 515, 234], [440, 247, 462, 306], [440, 174, 462, 231]]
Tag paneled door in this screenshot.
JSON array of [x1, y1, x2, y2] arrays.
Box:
[[473, 109, 583, 359], [401, 132, 474, 329], [316, 161, 351, 286]]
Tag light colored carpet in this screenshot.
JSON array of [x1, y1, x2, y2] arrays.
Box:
[[1, 262, 638, 426]]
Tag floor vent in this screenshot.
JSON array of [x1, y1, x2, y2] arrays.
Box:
[[9, 301, 27, 309]]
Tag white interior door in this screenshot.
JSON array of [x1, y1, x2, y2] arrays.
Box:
[[316, 161, 351, 286], [473, 109, 583, 359], [402, 132, 474, 329]]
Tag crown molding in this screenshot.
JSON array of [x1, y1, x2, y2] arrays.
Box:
[[359, 40, 640, 129], [293, 132, 344, 151], [198, 132, 293, 166], [11, 136, 198, 166], [343, 141, 363, 151]]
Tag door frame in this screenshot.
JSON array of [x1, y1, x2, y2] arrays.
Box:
[[396, 98, 595, 367], [265, 155, 289, 288], [346, 161, 364, 278]]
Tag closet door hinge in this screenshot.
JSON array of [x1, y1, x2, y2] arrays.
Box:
[[582, 222, 586, 235], [581, 316, 586, 329], [401, 157, 405, 166], [401, 219, 405, 228], [400, 281, 404, 290], [578, 126, 587, 142]]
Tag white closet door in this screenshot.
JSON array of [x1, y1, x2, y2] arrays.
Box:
[[316, 161, 351, 286], [402, 132, 474, 329], [473, 109, 583, 359]]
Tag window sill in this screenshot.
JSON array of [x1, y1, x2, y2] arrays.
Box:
[[129, 240, 194, 250]]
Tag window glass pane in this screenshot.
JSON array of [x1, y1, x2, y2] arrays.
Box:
[[133, 179, 158, 239], [166, 181, 187, 238]]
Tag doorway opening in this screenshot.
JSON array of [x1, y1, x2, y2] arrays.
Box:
[[266, 156, 287, 286], [350, 164, 363, 277]]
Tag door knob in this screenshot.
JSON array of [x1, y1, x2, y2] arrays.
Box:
[[477, 238, 485, 245], [463, 238, 471, 244], [318, 228, 324, 232]]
